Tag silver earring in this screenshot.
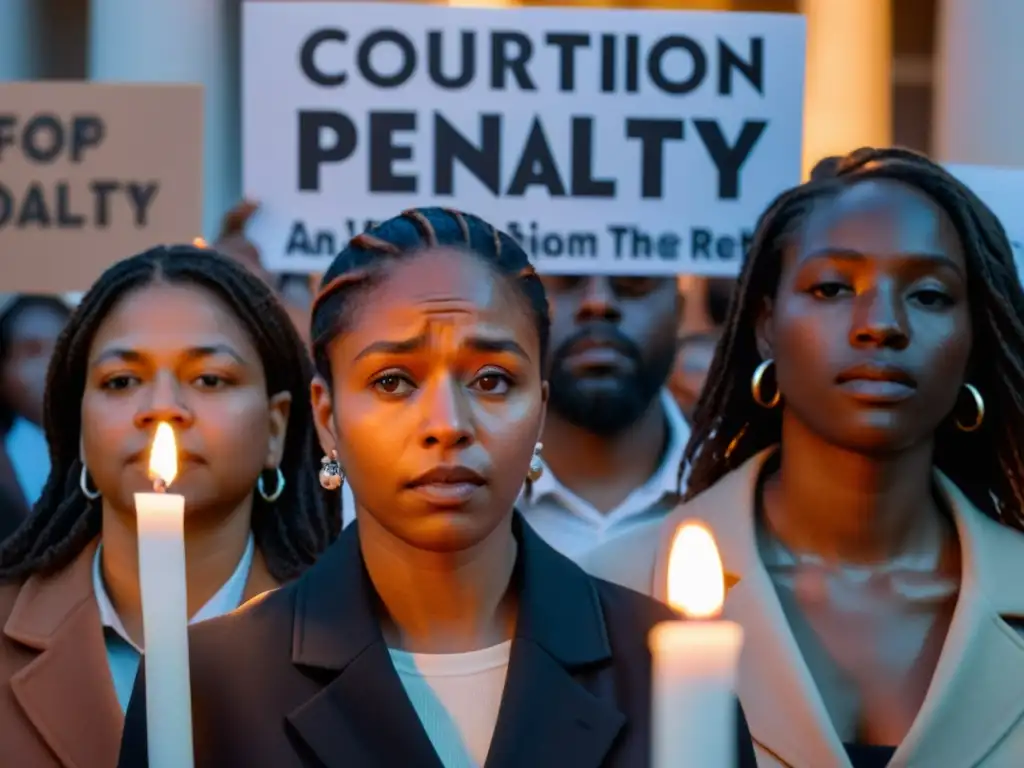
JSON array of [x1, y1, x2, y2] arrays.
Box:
[[319, 450, 343, 490], [79, 465, 101, 500], [258, 467, 286, 502], [527, 442, 544, 483]]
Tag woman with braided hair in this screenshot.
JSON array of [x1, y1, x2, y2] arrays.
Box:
[[118, 207, 756, 768], [584, 147, 1024, 767], [0, 245, 337, 768]]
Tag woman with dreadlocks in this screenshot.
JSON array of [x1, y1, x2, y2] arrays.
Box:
[[118, 208, 756, 768], [583, 147, 1024, 768], [0, 245, 337, 768]]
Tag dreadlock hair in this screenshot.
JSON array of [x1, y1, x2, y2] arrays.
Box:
[[312, 207, 549, 378], [310, 208, 549, 519], [680, 146, 1024, 530], [0, 245, 339, 582]]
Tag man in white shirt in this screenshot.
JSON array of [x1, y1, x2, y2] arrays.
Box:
[[521, 275, 690, 561]]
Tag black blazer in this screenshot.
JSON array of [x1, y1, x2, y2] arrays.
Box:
[[119, 517, 756, 767]]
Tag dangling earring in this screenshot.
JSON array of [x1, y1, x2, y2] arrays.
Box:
[[527, 442, 544, 482], [955, 383, 985, 432], [79, 464, 101, 500], [751, 359, 781, 409], [258, 467, 286, 502], [319, 450, 344, 490]]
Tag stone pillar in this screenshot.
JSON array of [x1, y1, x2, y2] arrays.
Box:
[[800, 0, 892, 178]]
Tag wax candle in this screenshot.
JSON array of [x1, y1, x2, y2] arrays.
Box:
[[650, 521, 743, 768], [134, 422, 195, 768]]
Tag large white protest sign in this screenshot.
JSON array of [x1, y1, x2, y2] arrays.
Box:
[[946, 164, 1024, 273], [243, 1, 805, 275]]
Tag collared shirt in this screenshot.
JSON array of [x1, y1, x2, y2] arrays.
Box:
[[517, 390, 691, 561], [92, 534, 255, 712]]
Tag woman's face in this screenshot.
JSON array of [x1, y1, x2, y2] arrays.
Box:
[[81, 282, 291, 521], [760, 179, 972, 454], [312, 248, 547, 553]]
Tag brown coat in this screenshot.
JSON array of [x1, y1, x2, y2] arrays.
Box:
[[0, 538, 280, 768]]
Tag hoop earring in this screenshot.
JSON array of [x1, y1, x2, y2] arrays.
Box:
[[257, 467, 286, 502], [79, 465, 101, 500], [751, 359, 781, 409], [319, 450, 344, 490], [955, 383, 985, 432], [526, 442, 544, 482]]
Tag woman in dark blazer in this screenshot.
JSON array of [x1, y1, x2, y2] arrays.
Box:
[[119, 209, 756, 768]]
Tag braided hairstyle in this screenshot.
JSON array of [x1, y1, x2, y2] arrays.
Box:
[[0, 245, 339, 582], [681, 147, 1024, 528], [310, 208, 549, 519], [312, 207, 549, 378], [808, 155, 842, 182]]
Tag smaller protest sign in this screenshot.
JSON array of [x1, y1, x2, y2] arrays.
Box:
[[0, 83, 203, 292]]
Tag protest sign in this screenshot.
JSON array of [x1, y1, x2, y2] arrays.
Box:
[[946, 164, 1024, 273], [243, 1, 805, 275], [0, 83, 203, 293]]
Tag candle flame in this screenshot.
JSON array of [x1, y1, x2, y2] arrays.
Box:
[[193, 237, 208, 249], [666, 520, 725, 620], [148, 422, 178, 488]]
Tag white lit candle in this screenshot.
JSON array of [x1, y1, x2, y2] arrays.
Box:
[[650, 521, 743, 768], [134, 422, 194, 768]]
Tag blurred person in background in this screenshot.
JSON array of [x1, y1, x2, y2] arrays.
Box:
[[669, 331, 721, 423], [0, 295, 72, 515], [669, 277, 734, 422], [213, 201, 314, 348], [516, 275, 687, 561]]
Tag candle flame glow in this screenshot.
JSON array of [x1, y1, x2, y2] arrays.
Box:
[[148, 422, 178, 488], [193, 237, 208, 249], [666, 521, 725, 620]]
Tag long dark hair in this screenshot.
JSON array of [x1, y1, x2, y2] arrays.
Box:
[[0, 245, 339, 581], [681, 147, 1024, 527]]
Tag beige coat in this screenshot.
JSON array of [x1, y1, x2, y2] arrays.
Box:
[[582, 449, 1024, 768], [0, 538, 280, 768]]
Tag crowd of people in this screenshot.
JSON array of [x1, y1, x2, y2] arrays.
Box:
[[0, 145, 1021, 767]]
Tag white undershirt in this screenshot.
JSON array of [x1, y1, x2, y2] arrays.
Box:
[[389, 641, 511, 768]]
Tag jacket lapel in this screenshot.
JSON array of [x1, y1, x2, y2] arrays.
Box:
[[891, 475, 1024, 768], [655, 451, 1024, 768], [486, 518, 625, 768], [285, 525, 444, 768], [286, 517, 626, 768], [5, 539, 124, 768], [653, 450, 850, 768]]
